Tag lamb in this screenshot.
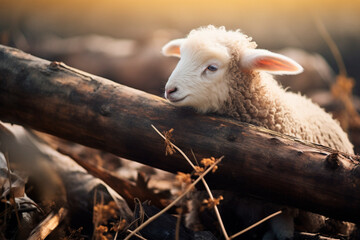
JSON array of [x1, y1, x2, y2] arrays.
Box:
[[161, 25, 354, 239]]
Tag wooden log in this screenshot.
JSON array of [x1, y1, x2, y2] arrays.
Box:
[[0, 44, 360, 222], [0, 123, 134, 237], [56, 146, 166, 210]]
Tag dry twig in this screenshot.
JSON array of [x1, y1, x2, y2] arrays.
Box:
[[151, 124, 229, 239], [315, 17, 360, 130], [229, 210, 282, 239], [126, 229, 147, 240], [175, 207, 184, 240], [124, 157, 222, 240], [152, 125, 287, 240], [28, 207, 68, 240]]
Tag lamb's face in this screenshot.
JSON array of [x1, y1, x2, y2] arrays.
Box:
[[162, 26, 303, 113], [162, 39, 231, 113]]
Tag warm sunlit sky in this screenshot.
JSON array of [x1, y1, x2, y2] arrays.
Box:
[[2, 0, 359, 41], [1, 0, 359, 87]]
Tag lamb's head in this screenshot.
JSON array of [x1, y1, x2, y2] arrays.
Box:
[[162, 26, 303, 113]]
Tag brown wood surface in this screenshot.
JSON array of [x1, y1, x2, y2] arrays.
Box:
[[0, 44, 360, 222]]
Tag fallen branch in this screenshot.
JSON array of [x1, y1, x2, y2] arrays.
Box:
[[0, 45, 360, 222], [56, 145, 165, 210], [0, 123, 134, 237], [295, 231, 346, 240], [28, 208, 68, 240]]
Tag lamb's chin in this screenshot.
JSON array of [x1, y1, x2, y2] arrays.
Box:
[[169, 96, 188, 103], [168, 99, 208, 113]]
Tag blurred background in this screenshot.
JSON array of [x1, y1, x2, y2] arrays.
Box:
[[1, 0, 359, 95], [1, 2, 360, 239]]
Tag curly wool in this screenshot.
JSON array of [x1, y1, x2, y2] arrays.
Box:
[[174, 26, 353, 154], [187, 25, 258, 51], [163, 26, 355, 239], [218, 47, 354, 154]]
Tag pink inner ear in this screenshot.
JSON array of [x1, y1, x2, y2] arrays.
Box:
[[172, 47, 180, 55], [255, 57, 299, 72], [168, 45, 180, 56]]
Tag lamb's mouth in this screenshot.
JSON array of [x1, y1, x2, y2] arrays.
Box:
[[169, 95, 188, 103]]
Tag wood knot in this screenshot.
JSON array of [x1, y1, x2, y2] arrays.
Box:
[[226, 133, 237, 142], [49, 61, 61, 70], [325, 153, 342, 170], [267, 161, 274, 169], [100, 105, 111, 116], [269, 137, 282, 145], [351, 166, 360, 178]]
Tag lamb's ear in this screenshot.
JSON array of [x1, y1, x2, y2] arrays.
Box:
[[161, 39, 185, 58], [241, 49, 303, 75]]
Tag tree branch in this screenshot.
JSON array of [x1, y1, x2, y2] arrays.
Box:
[[0, 44, 359, 222]]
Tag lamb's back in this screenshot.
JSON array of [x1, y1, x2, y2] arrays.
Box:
[[281, 92, 354, 154]]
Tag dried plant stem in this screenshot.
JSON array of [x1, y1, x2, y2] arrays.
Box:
[[92, 190, 105, 240], [200, 172, 228, 236], [229, 210, 282, 239], [175, 210, 182, 240], [314, 17, 347, 77], [124, 158, 222, 240], [314, 16, 360, 128], [151, 124, 230, 239], [92, 189, 98, 240], [126, 229, 147, 240], [151, 125, 195, 168], [152, 125, 286, 239], [4, 152, 21, 227], [113, 230, 119, 240], [28, 208, 68, 240], [20, 201, 44, 215]]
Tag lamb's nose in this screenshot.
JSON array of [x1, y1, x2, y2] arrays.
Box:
[[166, 87, 178, 96]]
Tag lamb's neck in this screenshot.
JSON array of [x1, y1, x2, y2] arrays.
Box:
[[222, 72, 287, 131]]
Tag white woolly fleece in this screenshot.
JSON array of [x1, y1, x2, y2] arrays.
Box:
[[163, 25, 353, 154], [162, 25, 355, 240]]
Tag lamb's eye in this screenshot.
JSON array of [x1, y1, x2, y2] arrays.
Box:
[[207, 65, 218, 72]]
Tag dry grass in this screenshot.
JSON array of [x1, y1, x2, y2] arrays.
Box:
[[151, 124, 283, 240], [124, 154, 222, 240], [315, 17, 360, 131]]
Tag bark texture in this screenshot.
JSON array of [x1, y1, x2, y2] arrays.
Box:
[[0, 44, 359, 222]]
